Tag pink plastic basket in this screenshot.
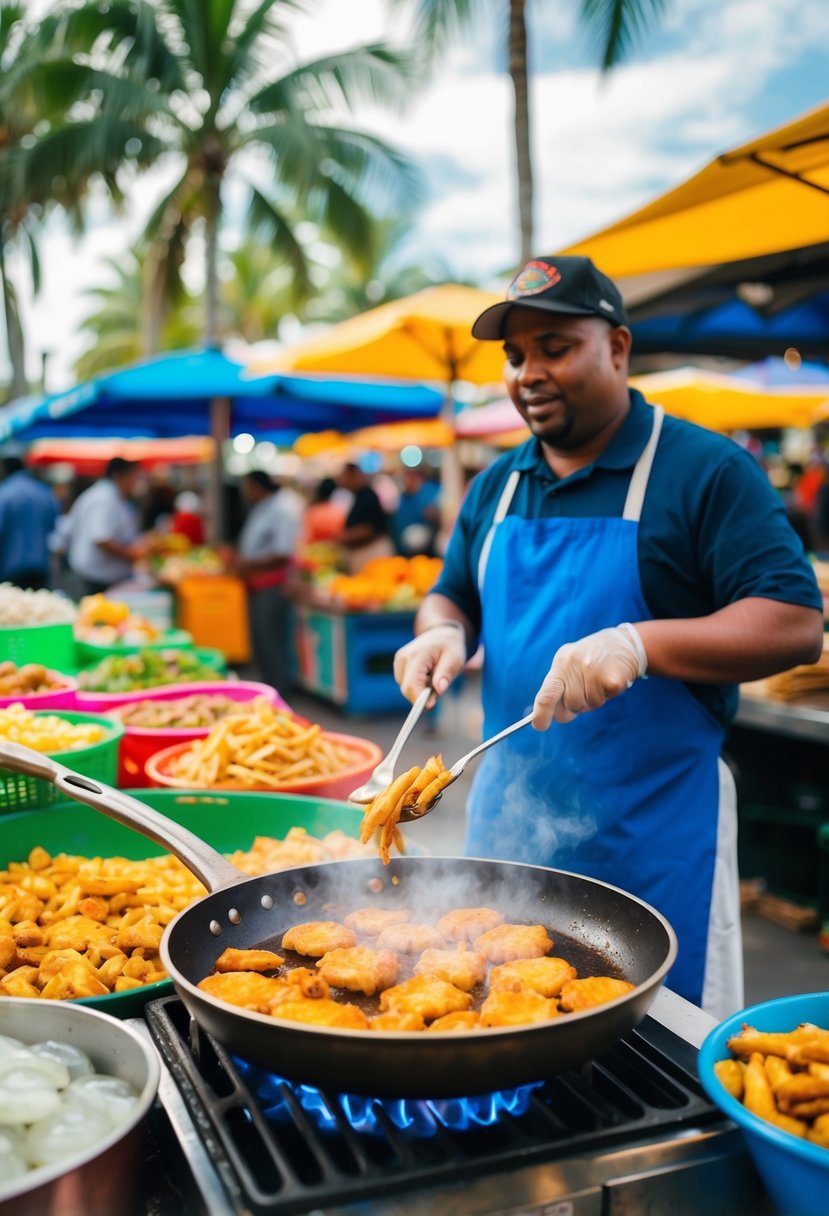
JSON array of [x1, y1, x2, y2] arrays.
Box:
[[104, 681, 290, 786], [0, 671, 79, 712]]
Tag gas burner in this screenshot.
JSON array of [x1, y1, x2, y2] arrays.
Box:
[[233, 1055, 543, 1137]]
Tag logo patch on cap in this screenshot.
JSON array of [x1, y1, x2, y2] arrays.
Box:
[[508, 260, 561, 299]]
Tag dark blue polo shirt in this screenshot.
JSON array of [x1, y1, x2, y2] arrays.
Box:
[[435, 390, 822, 729]]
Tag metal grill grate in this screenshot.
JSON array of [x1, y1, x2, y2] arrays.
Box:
[[145, 996, 719, 1216]]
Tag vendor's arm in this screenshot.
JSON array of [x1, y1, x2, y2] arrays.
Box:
[[96, 537, 145, 563], [339, 521, 376, 548], [635, 599, 822, 683]]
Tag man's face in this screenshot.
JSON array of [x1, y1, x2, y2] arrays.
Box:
[[117, 468, 142, 498], [502, 309, 631, 450]]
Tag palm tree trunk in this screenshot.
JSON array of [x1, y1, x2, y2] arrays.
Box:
[[508, 0, 533, 264], [0, 238, 28, 402], [204, 176, 222, 347]]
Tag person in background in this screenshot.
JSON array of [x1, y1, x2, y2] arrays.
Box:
[[65, 457, 145, 596], [393, 253, 823, 1021], [234, 470, 299, 694], [303, 476, 347, 543], [170, 490, 205, 546], [0, 454, 59, 589], [392, 467, 441, 557], [337, 462, 393, 573]]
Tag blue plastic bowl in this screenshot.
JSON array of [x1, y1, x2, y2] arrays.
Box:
[[698, 991, 829, 1216]]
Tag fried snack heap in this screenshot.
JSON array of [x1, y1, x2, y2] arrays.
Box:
[[359, 755, 453, 863], [197, 904, 636, 1033], [0, 829, 374, 1002], [165, 698, 361, 789], [720, 1022, 829, 1150]]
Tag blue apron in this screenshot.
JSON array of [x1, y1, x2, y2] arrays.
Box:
[[466, 407, 724, 1007]]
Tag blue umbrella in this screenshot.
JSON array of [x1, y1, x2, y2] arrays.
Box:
[[733, 357, 829, 389], [0, 348, 446, 442]]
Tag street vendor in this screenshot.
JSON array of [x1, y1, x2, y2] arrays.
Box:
[[393, 254, 824, 1020], [234, 470, 299, 694]]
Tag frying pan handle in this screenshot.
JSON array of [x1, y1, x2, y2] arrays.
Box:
[[0, 741, 243, 892]]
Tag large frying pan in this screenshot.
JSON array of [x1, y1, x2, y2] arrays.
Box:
[[0, 743, 678, 1098]]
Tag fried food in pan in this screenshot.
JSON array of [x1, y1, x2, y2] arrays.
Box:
[[427, 1011, 481, 1032], [316, 947, 400, 996], [480, 989, 559, 1027], [379, 975, 471, 1022], [198, 972, 284, 1014], [214, 947, 284, 974], [282, 921, 357, 957], [343, 908, 411, 937], [370, 1010, 427, 1032], [414, 946, 486, 992], [272, 997, 369, 1030], [375, 923, 447, 953], [489, 957, 576, 998], [474, 923, 553, 963], [558, 977, 635, 1012], [435, 907, 505, 942], [271, 967, 330, 1001]]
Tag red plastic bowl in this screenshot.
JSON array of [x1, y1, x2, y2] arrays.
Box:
[[145, 730, 383, 801], [0, 670, 78, 711], [105, 681, 289, 786]]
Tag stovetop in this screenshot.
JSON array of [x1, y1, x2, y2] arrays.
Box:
[[133, 989, 770, 1216]]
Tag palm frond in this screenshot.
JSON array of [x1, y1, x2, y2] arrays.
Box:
[[386, 0, 479, 54], [579, 0, 668, 69], [47, 0, 189, 95], [244, 182, 312, 302], [223, 0, 299, 92], [247, 44, 416, 116]]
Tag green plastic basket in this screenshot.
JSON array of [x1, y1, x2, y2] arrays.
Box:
[[0, 622, 77, 672], [0, 711, 124, 814], [75, 628, 194, 666], [0, 790, 363, 1016]]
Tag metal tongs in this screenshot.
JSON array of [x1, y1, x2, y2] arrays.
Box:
[[397, 710, 535, 823], [347, 685, 433, 804]]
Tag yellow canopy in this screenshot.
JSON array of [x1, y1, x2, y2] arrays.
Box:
[[631, 368, 829, 431], [293, 419, 455, 457], [564, 101, 829, 277], [253, 285, 506, 386]]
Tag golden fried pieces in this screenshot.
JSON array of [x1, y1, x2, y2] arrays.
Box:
[[436, 907, 504, 942], [370, 1010, 427, 1032], [214, 947, 284, 974], [475, 923, 553, 963], [272, 998, 369, 1030], [558, 977, 635, 1012], [380, 975, 471, 1022], [282, 921, 357, 957], [272, 967, 330, 1001], [480, 989, 559, 1027], [489, 957, 576, 998], [414, 946, 486, 992], [316, 947, 399, 996], [198, 971, 282, 1014], [714, 1058, 745, 1100], [376, 923, 447, 953], [343, 908, 410, 937], [427, 1011, 481, 1032]]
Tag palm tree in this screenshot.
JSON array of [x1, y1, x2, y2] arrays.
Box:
[[74, 249, 201, 380], [396, 0, 668, 263], [5, 0, 421, 350], [0, 2, 45, 400]]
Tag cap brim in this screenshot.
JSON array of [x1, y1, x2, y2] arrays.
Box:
[[471, 298, 599, 340]]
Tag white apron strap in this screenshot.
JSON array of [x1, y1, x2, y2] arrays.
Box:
[[477, 469, 521, 593], [623, 405, 665, 522]]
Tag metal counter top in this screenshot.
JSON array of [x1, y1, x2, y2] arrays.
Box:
[[735, 683, 829, 743]]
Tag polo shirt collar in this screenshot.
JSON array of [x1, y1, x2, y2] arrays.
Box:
[[512, 389, 653, 474]]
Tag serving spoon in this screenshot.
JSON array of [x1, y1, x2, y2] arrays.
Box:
[[347, 685, 433, 804], [397, 711, 535, 822]]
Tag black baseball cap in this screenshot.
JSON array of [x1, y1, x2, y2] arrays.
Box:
[[472, 254, 628, 339]]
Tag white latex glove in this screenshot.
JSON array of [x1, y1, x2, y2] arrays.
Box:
[[393, 621, 467, 704], [533, 623, 648, 728]]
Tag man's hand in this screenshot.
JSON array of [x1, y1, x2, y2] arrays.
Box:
[[533, 624, 647, 728], [393, 621, 467, 704]]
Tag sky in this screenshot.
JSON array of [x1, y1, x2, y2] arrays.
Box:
[[8, 0, 829, 390]]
